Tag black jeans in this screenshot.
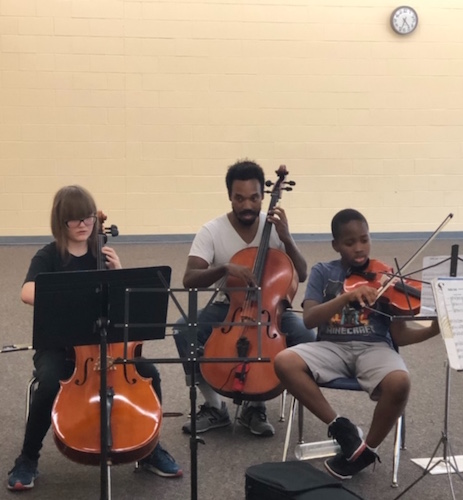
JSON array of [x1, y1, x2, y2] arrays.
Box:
[[21, 347, 162, 461]]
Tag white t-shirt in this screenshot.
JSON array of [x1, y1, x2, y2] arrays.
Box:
[[189, 212, 285, 301]]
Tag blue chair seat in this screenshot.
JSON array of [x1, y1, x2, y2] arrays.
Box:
[[319, 378, 362, 391]]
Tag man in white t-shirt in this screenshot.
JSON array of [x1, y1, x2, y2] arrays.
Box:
[[174, 160, 316, 437]]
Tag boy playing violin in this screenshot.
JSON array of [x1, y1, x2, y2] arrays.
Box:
[[274, 208, 440, 480]]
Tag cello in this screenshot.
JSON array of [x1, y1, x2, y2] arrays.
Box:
[[51, 212, 162, 465], [201, 166, 298, 401]]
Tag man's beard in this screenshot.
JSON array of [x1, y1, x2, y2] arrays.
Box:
[[233, 208, 260, 226]]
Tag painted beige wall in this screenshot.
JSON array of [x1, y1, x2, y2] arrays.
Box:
[[1, 1, 462, 238]]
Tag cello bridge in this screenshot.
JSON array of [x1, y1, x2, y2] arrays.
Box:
[[240, 315, 257, 323], [94, 356, 117, 371]]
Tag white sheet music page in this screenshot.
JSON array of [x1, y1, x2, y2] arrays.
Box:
[[432, 277, 463, 371], [421, 255, 463, 316]]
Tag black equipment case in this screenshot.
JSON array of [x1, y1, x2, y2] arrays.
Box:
[[245, 461, 365, 500]]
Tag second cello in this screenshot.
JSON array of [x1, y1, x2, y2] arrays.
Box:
[[201, 166, 298, 401]]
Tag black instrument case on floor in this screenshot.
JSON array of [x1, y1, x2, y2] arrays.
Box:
[[245, 461, 365, 500]]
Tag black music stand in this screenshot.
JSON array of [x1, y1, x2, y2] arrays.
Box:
[[161, 284, 272, 500], [33, 266, 171, 500], [393, 246, 463, 499]]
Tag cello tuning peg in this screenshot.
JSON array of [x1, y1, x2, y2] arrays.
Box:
[[286, 180, 296, 186], [283, 187, 293, 192], [265, 180, 273, 187], [105, 224, 119, 237]]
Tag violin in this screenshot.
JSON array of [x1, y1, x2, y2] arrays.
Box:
[[51, 212, 162, 465], [344, 259, 422, 316], [201, 166, 297, 401]]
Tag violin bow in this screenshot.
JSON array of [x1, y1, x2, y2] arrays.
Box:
[[1, 344, 33, 353], [375, 213, 454, 302]]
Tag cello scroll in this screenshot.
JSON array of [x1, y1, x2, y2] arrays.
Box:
[[96, 211, 119, 270]]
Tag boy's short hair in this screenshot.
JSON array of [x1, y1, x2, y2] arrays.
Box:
[[331, 208, 368, 240]]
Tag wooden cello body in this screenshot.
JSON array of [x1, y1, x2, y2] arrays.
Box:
[[201, 247, 297, 400], [51, 343, 162, 465], [201, 166, 298, 401], [51, 213, 162, 465]]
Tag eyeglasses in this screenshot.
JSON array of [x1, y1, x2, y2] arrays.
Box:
[[65, 215, 97, 229]]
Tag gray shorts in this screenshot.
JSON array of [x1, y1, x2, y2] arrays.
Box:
[[287, 341, 408, 400]]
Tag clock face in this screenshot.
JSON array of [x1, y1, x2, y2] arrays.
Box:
[[391, 6, 418, 35]]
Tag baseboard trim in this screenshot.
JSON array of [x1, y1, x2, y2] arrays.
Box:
[[0, 231, 461, 246]]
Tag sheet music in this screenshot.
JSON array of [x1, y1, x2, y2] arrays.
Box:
[[420, 255, 463, 316], [432, 277, 463, 371]]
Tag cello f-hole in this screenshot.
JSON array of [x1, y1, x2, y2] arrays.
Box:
[[74, 357, 93, 386], [221, 307, 242, 334]]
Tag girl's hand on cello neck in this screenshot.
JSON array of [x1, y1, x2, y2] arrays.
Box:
[[101, 246, 122, 269]]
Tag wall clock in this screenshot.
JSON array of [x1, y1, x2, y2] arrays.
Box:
[[390, 6, 418, 35]]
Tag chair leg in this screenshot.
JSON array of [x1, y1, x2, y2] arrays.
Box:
[[282, 396, 298, 461], [232, 401, 242, 433], [391, 414, 404, 488], [25, 375, 38, 425], [297, 397, 304, 443], [279, 390, 287, 422], [400, 411, 406, 450]]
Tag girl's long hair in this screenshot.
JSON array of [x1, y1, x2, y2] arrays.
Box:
[[51, 185, 98, 259]]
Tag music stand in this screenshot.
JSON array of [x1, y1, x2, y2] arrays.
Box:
[[155, 284, 272, 500], [33, 266, 171, 500], [393, 248, 463, 500]]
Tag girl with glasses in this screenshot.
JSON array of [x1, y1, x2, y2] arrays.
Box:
[[8, 185, 182, 492]]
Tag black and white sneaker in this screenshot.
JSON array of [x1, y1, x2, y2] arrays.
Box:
[[328, 417, 365, 462], [325, 447, 380, 480]]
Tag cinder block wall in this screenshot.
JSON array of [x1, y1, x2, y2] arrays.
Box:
[[1, 1, 462, 237]]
